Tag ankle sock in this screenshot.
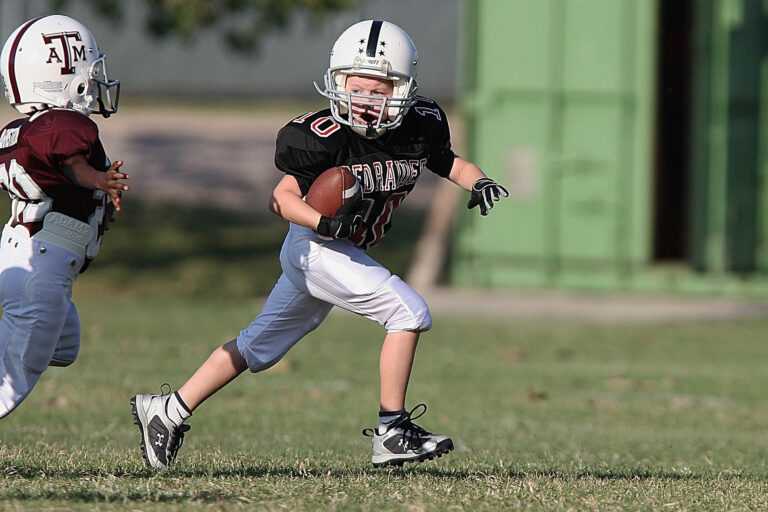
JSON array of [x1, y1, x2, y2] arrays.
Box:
[[166, 391, 192, 426], [379, 409, 405, 432]]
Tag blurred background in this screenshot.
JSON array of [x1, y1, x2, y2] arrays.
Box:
[[1, 0, 767, 302]]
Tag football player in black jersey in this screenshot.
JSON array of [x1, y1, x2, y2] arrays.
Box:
[[131, 19, 508, 469]]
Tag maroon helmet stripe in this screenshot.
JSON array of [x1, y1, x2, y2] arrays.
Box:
[[7, 16, 46, 103]]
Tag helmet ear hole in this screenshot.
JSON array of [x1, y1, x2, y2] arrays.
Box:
[[77, 83, 86, 94], [334, 73, 349, 115]]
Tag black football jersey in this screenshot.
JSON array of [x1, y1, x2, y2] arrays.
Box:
[[275, 96, 455, 250]]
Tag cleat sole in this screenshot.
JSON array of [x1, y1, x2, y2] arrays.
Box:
[[372, 439, 454, 468], [130, 396, 152, 468]]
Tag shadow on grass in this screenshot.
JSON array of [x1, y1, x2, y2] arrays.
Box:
[[2, 461, 747, 482]]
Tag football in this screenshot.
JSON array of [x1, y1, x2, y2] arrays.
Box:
[[305, 166, 361, 217]]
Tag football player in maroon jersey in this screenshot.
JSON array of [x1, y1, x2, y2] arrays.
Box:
[[132, 19, 507, 469], [0, 15, 128, 419]]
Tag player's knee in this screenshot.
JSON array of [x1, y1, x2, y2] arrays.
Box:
[[237, 334, 283, 372], [49, 322, 81, 367], [403, 302, 432, 332], [48, 344, 79, 367], [236, 308, 327, 373], [382, 276, 432, 332], [245, 352, 283, 373]]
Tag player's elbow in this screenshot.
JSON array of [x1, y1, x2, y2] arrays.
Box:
[[268, 194, 282, 217]]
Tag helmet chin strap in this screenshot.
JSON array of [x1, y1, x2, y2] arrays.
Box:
[[365, 119, 376, 138], [97, 96, 111, 118]]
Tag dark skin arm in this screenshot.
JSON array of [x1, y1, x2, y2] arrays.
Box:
[[60, 154, 130, 211]]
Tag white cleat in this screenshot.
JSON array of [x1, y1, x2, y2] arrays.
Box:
[[363, 404, 454, 467], [130, 388, 190, 470]]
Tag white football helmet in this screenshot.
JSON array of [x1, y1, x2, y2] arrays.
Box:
[[315, 20, 418, 138], [0, 14, 119, 117]]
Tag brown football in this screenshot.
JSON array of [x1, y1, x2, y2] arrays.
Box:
[[305, 166, 361, 217]]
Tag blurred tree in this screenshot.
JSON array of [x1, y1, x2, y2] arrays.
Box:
[[52, 0, 361, 53]]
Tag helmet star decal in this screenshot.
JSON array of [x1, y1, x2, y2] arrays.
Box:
[[315, 19, 419, 139]]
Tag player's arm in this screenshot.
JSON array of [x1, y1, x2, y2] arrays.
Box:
[[447, 156, 487, 191], [269, 174, 363, 238], [60, 154, 130, 211], [269, 174, 323, 228], [448, 156, 508, 216]]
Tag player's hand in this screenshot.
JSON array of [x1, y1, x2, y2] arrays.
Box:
[[316, 194, 365, 239], [99, 160, 130, 212], [467, 177, 509, 216]]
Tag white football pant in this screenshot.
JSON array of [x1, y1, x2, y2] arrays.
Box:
[[0, 224, 83, 419], [237, 223, 431, 371]]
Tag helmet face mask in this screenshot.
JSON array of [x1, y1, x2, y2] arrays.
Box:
[[321, 72, 414, 138], [0, 15, 120, 118], [89, 55, 120, 117], [315, 20, 418, 139]]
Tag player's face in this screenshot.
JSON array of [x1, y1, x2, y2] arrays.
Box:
[[344, 75, 394, 124]]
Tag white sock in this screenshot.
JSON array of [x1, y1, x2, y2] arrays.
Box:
[[165, 391, 192, 426], [379, 409, 405, 433]]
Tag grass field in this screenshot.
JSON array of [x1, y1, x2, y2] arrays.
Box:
[[2, 199, 768, 510], [2, 296, 768, 510]]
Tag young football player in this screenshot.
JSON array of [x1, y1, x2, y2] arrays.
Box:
[[0, 15, 128, 419], [131, 19, 507, 469]]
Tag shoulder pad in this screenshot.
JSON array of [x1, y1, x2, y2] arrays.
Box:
[[407, 96, 448, 125], [22, 109, 100, 164], [27, 109, 98, 136]]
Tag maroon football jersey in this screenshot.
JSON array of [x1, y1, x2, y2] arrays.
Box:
[[0, 108, 110, 258]]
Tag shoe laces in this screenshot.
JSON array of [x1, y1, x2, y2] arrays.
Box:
[[159, 383, 191, 464], [363, 403, 432, 448], [168, 423, 191, 464]]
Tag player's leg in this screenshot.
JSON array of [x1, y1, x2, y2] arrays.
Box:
[[281, 225, 452, 466], [0, 267, 47, 418], [281, 226, 432, 333], [130, 336, 248, 470], [176, 339, 246, 411], [379, 330, 418, 412], [49, 301, 81, 367], [0, 231, 80, 419], [373, 334, 453, 468], [176, 269, 335, 409], [131, 271, 332, 469]]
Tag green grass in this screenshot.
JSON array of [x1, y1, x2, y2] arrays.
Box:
[[2, 199, 768, 509], [2, 297, 768, 510]]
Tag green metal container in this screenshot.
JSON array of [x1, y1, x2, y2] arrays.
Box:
[[453, 0, 768, 297]]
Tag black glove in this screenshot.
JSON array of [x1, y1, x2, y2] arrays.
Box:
[[316, 194, 365, 239], [467, 177, 509, 216]]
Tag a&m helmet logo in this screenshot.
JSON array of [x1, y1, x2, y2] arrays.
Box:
[[42, 30, 85, 75]]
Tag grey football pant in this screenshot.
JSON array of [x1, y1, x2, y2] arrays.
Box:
[[236, 223, 431, 372]]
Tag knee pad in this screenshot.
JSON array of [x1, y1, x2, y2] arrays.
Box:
[[19, 288, 70, 374], [378, 276, 432, 333], [49, 302, 81, 367], [49, 342, 80, 367]]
